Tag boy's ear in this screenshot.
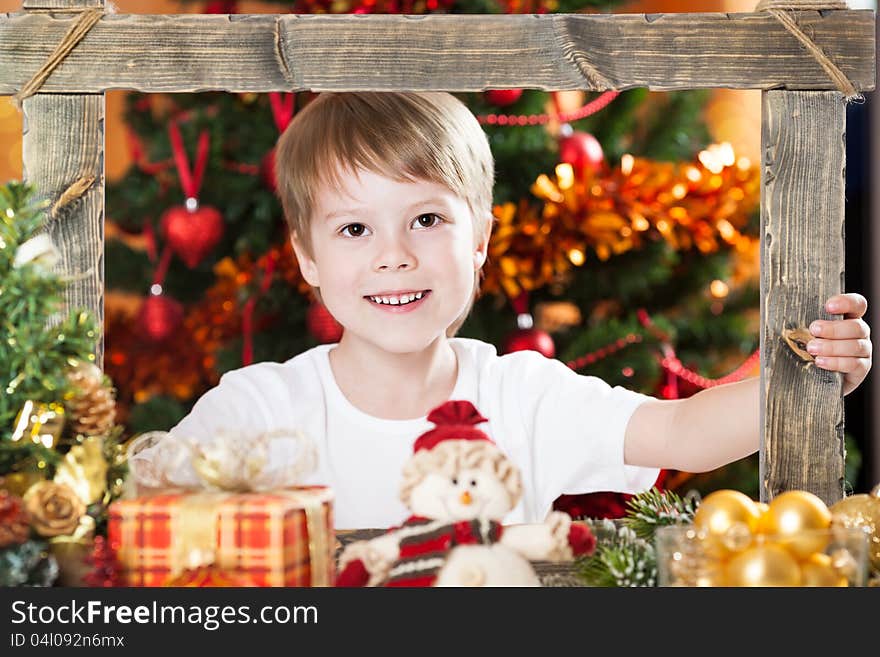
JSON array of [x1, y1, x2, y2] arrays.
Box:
[[473, 219, 492, 270], [290, 232, 320, 287]]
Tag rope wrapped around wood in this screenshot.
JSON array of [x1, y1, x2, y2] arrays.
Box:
[[12, 8, 105, 109], [51, 174, 97, 218], [755, 0, 862, 102], [14, 7, 108, 217]]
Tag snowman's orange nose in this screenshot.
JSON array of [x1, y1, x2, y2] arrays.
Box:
[[459, 491, 472, 505]]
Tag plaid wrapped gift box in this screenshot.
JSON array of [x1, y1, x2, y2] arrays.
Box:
[[108, 487, 334, 587]]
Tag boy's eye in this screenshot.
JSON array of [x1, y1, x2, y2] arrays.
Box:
[[412, 213, 442, 229], [339, 223, 369, 238]]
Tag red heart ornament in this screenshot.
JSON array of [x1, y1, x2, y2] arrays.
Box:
[[161, 204, 225, 269], [138, 294, 183, 343]]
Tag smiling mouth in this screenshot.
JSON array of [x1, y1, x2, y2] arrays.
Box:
[[364, 290, 430, 306]]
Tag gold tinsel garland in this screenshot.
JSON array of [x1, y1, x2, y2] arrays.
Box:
[[482, 143, 760, 300]]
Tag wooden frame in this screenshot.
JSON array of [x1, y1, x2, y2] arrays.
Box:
[[1, 0, 875, 505]]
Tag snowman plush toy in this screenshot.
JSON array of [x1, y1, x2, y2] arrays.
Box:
[[336, 400, 595, 586]]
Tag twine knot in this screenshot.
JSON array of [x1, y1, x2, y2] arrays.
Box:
[[755, 0, 862, 102], [12, 7, 105, 110]]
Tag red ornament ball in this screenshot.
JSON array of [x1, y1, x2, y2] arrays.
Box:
[[260, 148, 277, 193], [484, 89, 523, 107], [503, 328, 555, 359], [161, 204, 225, 269], [138, 294, 183, 343], [307, 302, 344, 344], [558, 131, 604, 174]]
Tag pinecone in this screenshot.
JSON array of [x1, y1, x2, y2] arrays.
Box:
[[0, 490, 31, 548], [66, 363, 117, 437]]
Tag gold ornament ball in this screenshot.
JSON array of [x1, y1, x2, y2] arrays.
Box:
[[765, 490, 832, 559], [830, 484, 880, 571], [693, 490, 761, 557], [726, 544, 802, 587], [720, 520, 754, 554], [755, 502, 772, 534], [800, 553, 847, 587]]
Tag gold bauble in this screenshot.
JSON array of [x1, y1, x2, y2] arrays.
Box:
[[801, 553, 847, 587], [765, 490, 832, 559], [693, 490, 761, 557], [830, 484, 880, 571], [720, 520, 754, 554], [725, 544, 802, 587], [755, 502, 772, 534]]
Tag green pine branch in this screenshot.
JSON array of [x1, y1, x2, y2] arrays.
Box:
[[0, 183, 100, 445], [621, 486, 697, 540], [576, 518, 657, 587]]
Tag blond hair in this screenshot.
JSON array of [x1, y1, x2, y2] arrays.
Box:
[[399, 440, 522, 512], [274, 92, 495, 336]]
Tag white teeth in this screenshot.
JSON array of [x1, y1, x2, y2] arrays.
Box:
[[369, 292, 426, 306]]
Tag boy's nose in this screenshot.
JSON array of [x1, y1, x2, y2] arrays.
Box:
[[373, 240, 417, 272]]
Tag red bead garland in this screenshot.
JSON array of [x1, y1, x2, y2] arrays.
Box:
[[477, 91, 619, 126], [564, 309, 759, 392]]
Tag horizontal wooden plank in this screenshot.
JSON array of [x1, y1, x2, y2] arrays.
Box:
[[0, 12, 874, 94]]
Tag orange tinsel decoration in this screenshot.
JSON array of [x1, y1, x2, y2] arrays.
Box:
[[482, 143, 760, 300]]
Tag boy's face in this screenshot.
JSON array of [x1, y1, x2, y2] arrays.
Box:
[[293, 167, 489, 354]]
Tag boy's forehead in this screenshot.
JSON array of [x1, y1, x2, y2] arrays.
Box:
[[314, 168, 461, 219]]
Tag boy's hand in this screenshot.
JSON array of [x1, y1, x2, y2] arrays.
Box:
[[807, 293, 872, 396]]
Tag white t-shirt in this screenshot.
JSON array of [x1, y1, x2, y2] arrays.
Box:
[[160, 337, 659, 529]]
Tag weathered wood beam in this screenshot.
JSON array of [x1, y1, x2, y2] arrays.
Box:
[[760, 90, 846, 505], [21, 0, 105, 365], [0, 12, 874, 94]]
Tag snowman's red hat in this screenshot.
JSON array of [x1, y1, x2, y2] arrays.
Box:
[[414, 400, 493, 453]]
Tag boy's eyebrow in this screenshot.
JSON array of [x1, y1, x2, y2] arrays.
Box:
[[404, 198, 454, 212], [323, 198, 453, 222], [323, 207, 367, 222]]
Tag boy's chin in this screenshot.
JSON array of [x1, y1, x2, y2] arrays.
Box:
[[360, 331, 448, 355]]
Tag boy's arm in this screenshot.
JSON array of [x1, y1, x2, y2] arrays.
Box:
[[624, 293, 871, 472], [623, 378, 759, 472]]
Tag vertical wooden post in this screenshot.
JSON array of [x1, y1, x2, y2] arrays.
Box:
[[760, 90, 847, 505], [20, 0, 106, 365]]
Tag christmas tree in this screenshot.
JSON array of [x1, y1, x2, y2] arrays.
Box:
[[0, 182, 127, 586], [103, 0, 767, 517]]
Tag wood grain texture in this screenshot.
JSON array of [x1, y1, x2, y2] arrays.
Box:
[[22, 93, 105, 364], [0, 12, 874, 94], [760, 90, 846, 506]]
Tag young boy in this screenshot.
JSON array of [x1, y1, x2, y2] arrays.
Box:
[[147, 92, 872, 529]]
